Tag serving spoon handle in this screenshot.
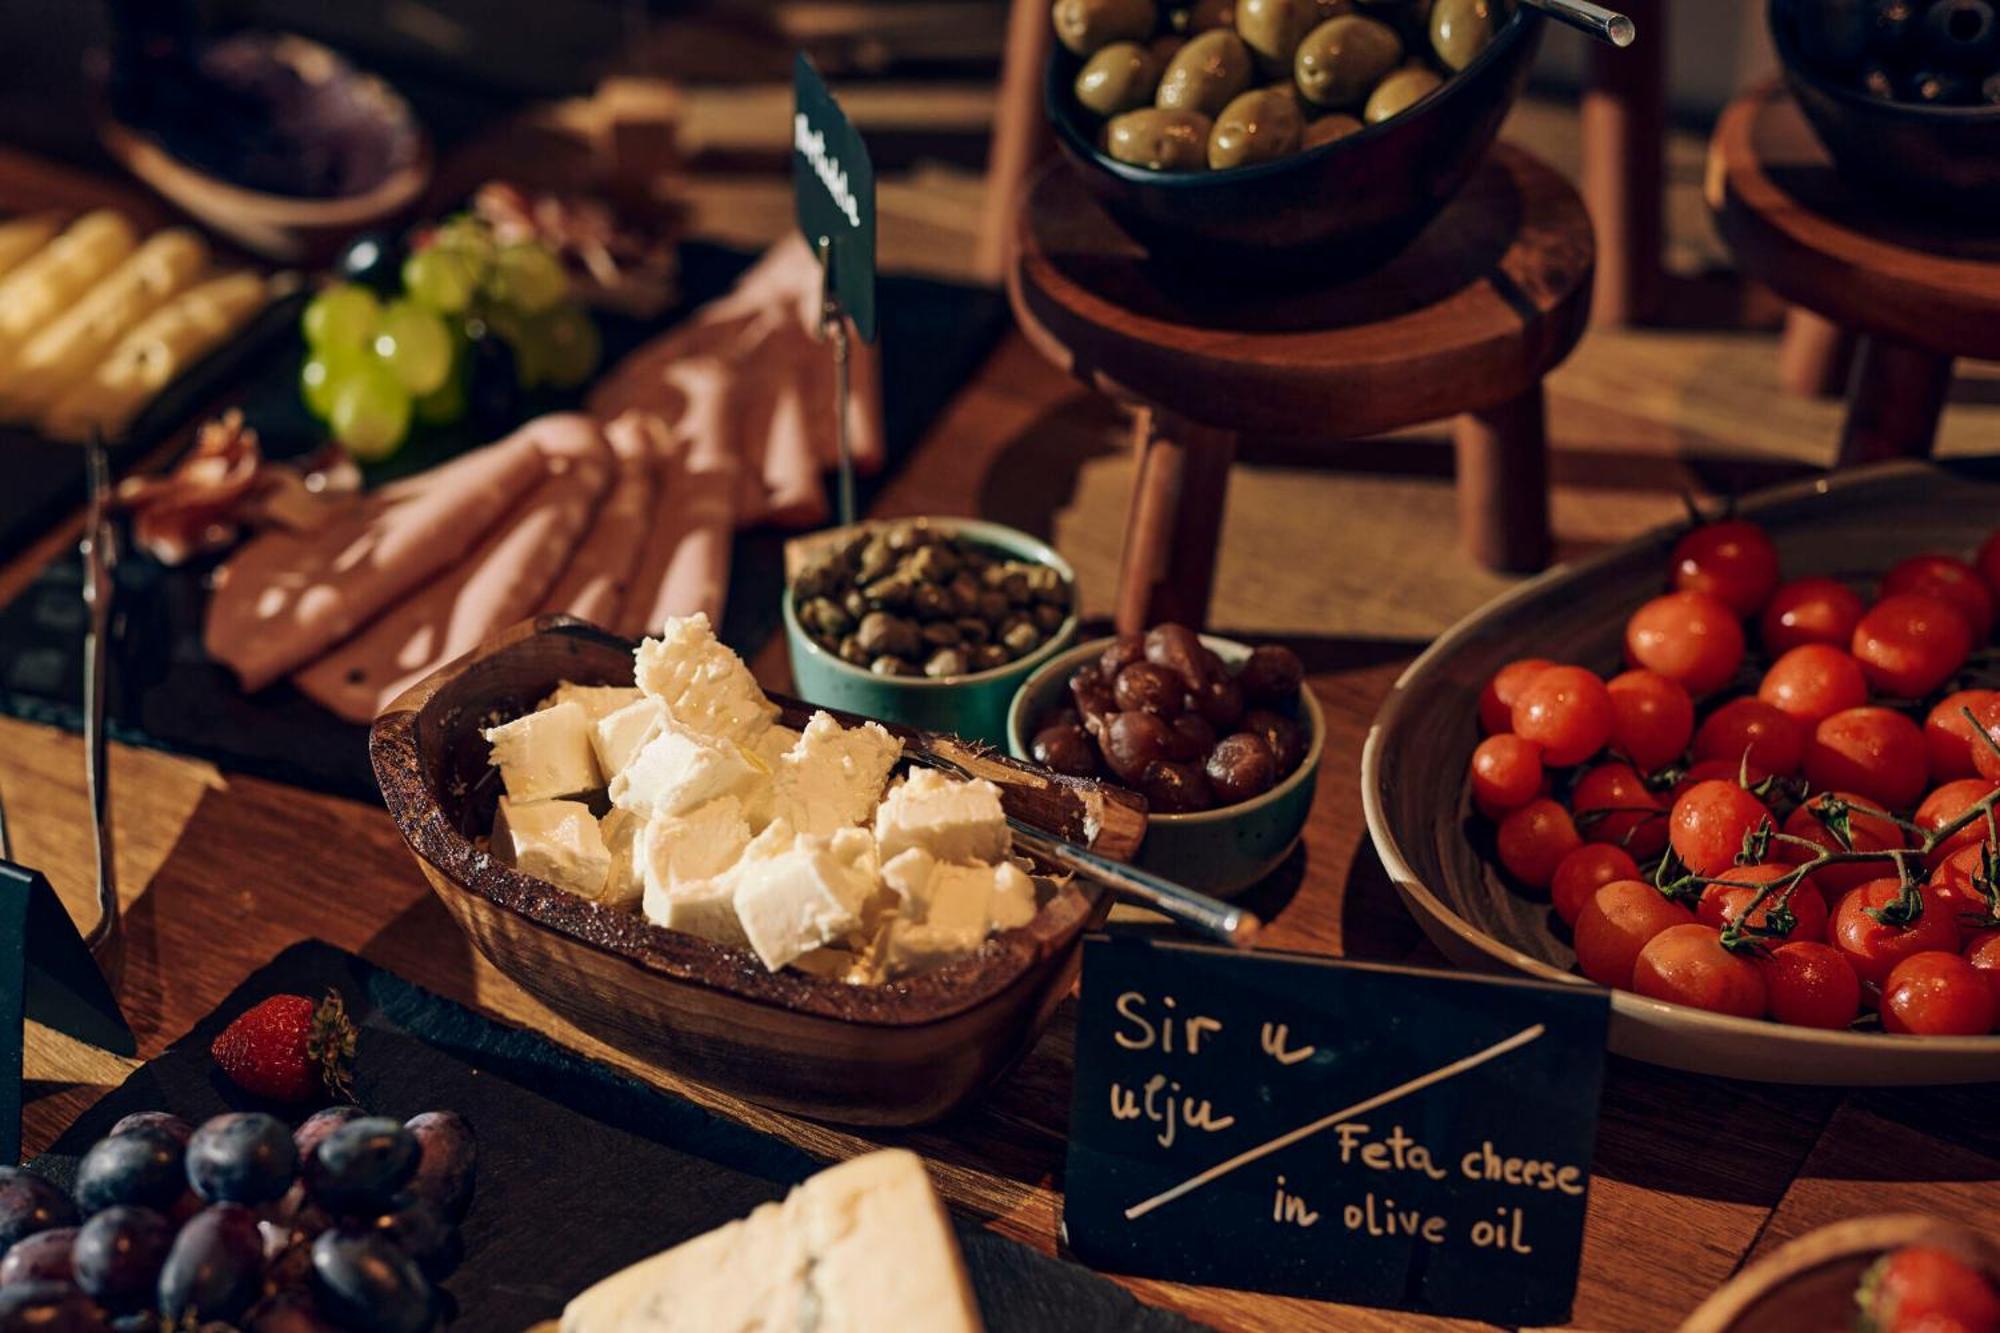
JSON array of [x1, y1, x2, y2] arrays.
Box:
[[1005, 818, 1261, 950], [1521, 0, 1636, 46]]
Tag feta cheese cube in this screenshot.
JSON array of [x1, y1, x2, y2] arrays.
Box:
[[771, 712, 902, 837], [634, 613, 779, 746], [599, 809, 644, 911], [593, 696, 667, 780], [641, 796, 753, 894], [611, 721, 763, 820], [989, 861, 1038, 930], [731, 829, 883, 971], [492, 796, 612, 900], [873, 768, 1010, 865], [538, 682, 644, 723], [643, 873, 748, 948], [883, 922, 987, 977], [881, 847, 937, 912], [484, 701, 602, 801]]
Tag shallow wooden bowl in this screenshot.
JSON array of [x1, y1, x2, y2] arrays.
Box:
[[370, 616, 1147, 1126], [1362, 460, 2000, 1086], [1680, 1214, 2000, 1333]]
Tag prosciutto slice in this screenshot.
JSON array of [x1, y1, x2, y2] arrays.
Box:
[[291, 417, 613, 722], [606, 401, 740, 638], [540, 415, 653, 626], [204, 421, 557, 692]]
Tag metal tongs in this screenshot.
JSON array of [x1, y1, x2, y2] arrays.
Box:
[[1522, 0, 1635, 46], [78, 436, 122, 973]]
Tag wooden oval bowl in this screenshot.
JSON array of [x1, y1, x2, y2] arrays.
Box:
[[370, 616, 1147, 1125], [1680, 1214, 2000, 1333], [1362, 460, 2000, 1086]]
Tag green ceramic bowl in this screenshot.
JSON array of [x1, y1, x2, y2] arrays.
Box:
[[782, 518, 1080, 746], [1007, 634, 1323, 898]]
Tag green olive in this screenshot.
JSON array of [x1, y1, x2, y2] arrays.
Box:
[[1076, 42, 1167, 114], [1207, 86, 1304, 167], [1169, 0, 1236, 33], [1430, 0, 1500, 71], [1235, 0, 1319, 69], [1292, 15, 1403, 108], [1363, 64, 1441, 121], [1104, 107, 1215, 169], [1155, 30, 1255, 116], [1299, 110, 1364, 147], [1053, 0, 1157, 57]]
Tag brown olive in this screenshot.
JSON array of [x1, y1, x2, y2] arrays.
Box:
[[1235, 0, 1320, 69], [1293, 13, 1403, 108], [870, 655, 910, 677], [1170, 711, 1218, 759], [1238, 644, 1305, 702], [1244, 707, 1307, 773], [1170, 0, 1237, 34], [1140, 758, 1217, 813], [1207, 86, 1304, 168], [1429, 0, 1498, 72], [1363, 64, 1441, 122], [1206, 732, 1278, 804], [1079, 41, 1171, 117], [1034, 724, 1102, 777], [1114, 661, 1186, 716], [1300, 111, 1364, 147], [1054, 0, 1159, 56], [1194, 673, 1247, 730], [1156, 30, 1254, 118], [1144, 623, 1216, 691], [1100, 634, 1147, 678], [1104, 710, 1176, 784]]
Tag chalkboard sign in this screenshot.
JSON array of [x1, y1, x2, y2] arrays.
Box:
[[1064, 934, 1609, 1326], [792, 53, 876, 343]]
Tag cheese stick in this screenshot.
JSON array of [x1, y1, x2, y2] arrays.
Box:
[[1, 228, 208, 418], [0, 215, 61, 281], [0, 210, 137, 366], [40, 271, 268, 443]]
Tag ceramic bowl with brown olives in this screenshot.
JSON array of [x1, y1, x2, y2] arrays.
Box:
[[1008, 627, 1324, 896], [782, 517, 1080, 745]]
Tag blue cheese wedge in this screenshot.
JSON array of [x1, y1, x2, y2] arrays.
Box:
[[610, 721, 765, 820], [634, 613, 779, 746], [770, 711, 902, 837], [560, 1149, 983, 1333], [730, 828, 882, 971], [484, 701, 602, 802], [493, 797, 612, 901], [874, 768, 1010, 865]]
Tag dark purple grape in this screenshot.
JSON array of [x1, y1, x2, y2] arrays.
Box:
[[107, 1114, 193, 1148], [1113, 663, 1185, 717], [188, 1114, 297, 1206], [0, 1281, 107, 1330], [294, 1109, 366, 1166], [1237, 645, 1305, 703], [1098, 634, 1146, 679], [309, 1231, 434, 1333], [244, 1289, 340, 1333], [1139, 759, 1216, 813], [306, 1120, 417, 1217], [75, 1129, 184, 1216], [157, 1203, 264, 1323], [1102, 711, 1174, 785], [1206, 733, 1279, 805], [0, 1226, 76, 1287], [1031, 724, 1099, 778], [0, 1168, 79, 1253], [73, 1207, 172, 1313], [1243, 708, 1307, 775], [374, 1197, 461, 1279], [402, 1113, 475, 1224], [263, 1233, 316, 1296]]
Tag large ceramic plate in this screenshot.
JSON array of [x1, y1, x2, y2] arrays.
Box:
[[1362, 461, 2000, 1085]]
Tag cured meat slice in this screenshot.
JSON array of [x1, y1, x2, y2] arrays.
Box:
[[204, 416, 573, 691], [292, 421, 613, 722], [609, 398, 740, 638], [540, 414, 653, 627]]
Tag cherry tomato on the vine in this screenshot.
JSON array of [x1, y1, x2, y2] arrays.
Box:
[[1851, 592, 1974, 699], [1571, 761, 1667, 858], [1573, 880, 1695, 990], [1550, 844, 1641, 927], [1966, 693, 2000, 784], [1669, 778, 1772, 877], [1924, 689, 2000, 782], [1914, 778, 2000, 869], [1966, 929, 2000, 1010], [1860, 1245, 2000, 1333], [1625, 591, 1746, 696], [1831, 879, 1963, 987], [1479, 658, 1555, 735], [1469, 733, 1544, 814], [1759, 576, 1865, 655], [1758, 941, 1861, 1029], [1494, 798, 1581, 890], [1882, 553, 1996, 640], [1670, 520, 1780, 618], [1925, 843, 2000, 936], [1605, 669, 1696, 773], [1758, 644, 1870, 726], [1696, 862, 1828, 944], [1692, 697, 1807, 776], [1978, 530, 2000, 601], [1779, 792, 1908, 902], [1803, 706, 1930, 812], [1510, 666, 1615, 768], [1632, 923, 1768, 1017], [1671, 758, 1773, 804], [1880, 950, 1998, 1035]]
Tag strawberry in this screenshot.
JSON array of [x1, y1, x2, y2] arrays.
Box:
[[210, 990, 355, 1103]]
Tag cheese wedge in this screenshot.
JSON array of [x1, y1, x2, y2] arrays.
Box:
[[560, 1150, 983, 1333], [0, 210, 137, 365]]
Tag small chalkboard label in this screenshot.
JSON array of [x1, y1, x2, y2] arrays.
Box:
[[1064, 933, 1609, 1326], [792, 53, 877, 343], [0, 861, 133, 1163]]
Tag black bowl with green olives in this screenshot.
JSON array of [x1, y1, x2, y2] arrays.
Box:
[[781, 518, 1081, 745], [1045, 0, 1541, 272], [1771, 0, 2000, 207]]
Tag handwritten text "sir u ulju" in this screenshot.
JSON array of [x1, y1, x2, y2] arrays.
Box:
[[1106, 992, 1314, 1147]]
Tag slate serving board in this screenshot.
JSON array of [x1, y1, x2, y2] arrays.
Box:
[[0, 242, 1009, 800], [29, 939, 1204, 1332]]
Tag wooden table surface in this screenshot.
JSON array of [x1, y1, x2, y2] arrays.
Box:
[[5, 154, 1997, 1333]]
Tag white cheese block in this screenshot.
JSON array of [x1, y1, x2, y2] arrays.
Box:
[[641, 796, 753, 893], [731, 828, 882, 971], [633, 612, 778, 746], [874, 767, 1010, 865], [540, 682, 645, 724], [610, 721, 763, 820], [989, 861, 1038, 930], [881, 847, 937, 912], [753, 724, 801, 769], [560, 1149, 983, 1333], [493, 797, 612, 901], [770, 711, 902, 838], [598, 809, 645, 911], [643, 872, 748, 948], [592, 696, 667, 781], [484, 701, 602, 802]]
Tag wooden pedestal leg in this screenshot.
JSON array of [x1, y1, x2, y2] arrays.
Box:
[[1455, 387, 1552, 573], [975, 0, 1056, 281], [1778, 308, 1856, 398], [1115, 407, 1235, 634], [1582, 0, 1665, 326], [1837, 338, 1952, 467]]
